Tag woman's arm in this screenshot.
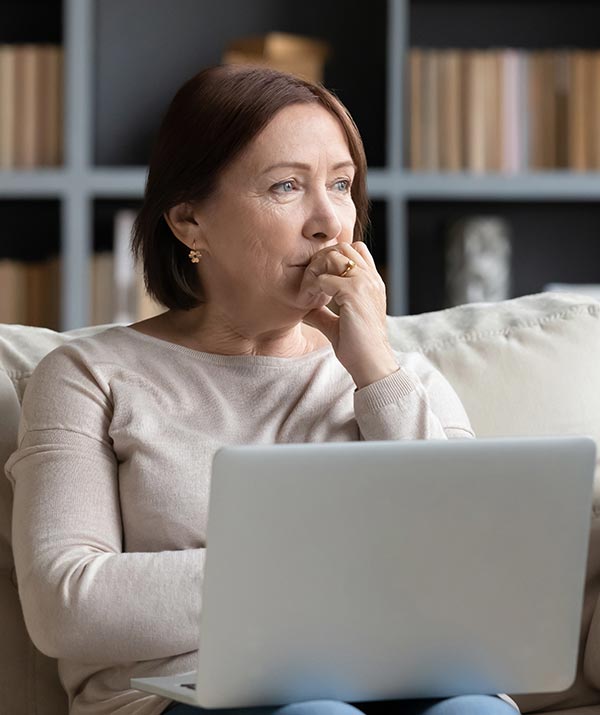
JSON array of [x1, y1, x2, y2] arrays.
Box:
[[5, 346, 204, 664], [299, 241, 476, 438], [353, 352, 475, 441]]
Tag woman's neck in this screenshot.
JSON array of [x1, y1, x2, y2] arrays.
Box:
[[131, 306, 329, 358]]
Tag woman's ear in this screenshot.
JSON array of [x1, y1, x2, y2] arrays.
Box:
[[164, 202, 204, 250]]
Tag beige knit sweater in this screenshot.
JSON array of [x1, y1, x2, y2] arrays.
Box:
[[5, 326, 474, 715]]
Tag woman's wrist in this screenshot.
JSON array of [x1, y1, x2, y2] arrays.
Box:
[[350, 351, 400, 390]]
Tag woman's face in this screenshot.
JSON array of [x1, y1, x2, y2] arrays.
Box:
[[192, 102, 357, 319]]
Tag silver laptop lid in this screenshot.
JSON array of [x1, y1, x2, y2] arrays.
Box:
[[194, 436, 595, 708]]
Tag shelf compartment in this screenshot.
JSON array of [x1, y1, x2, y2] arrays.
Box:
[[0, 199, 60, 328], [93, 0, 387, 167], [408, 199, 600, 315]]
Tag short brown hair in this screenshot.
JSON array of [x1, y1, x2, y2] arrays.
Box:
[[132, 64, 370, 310]]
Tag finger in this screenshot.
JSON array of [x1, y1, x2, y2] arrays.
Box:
[[306, 250, 364, 281], [307, 242, 368, 276], [351, 241, 377, 270], [298, 283, 334, 310], [314, 273, 359, 304], [328, 241, 370, 271], [302, 306, 339, 342]]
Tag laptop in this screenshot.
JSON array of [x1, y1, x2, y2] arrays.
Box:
[[131, 436, 596, 708]]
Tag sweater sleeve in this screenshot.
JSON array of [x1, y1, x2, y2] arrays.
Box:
[[4, 345, 204, 664], [353, 351, 475, 441]]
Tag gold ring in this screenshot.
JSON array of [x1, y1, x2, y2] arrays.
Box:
[[339, 259, 356, 278]]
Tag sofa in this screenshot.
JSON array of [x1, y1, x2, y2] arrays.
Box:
[[2, 291, 600, 715]]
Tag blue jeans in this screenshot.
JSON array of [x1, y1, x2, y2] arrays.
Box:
[[162, 695, 516, 715]]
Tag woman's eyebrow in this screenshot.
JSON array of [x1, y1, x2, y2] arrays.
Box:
[[261, 160, 356, 174]]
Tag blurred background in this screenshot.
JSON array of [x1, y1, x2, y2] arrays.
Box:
[[2, 0, 600, 331]]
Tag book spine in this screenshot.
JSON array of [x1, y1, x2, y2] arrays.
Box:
[[487, 51, 502, 172], [568, 50, 588, 171], [439, 49, 462, 171], [422, 50, 439, 171], [0, 46, 17, 168], [92, 251, 115, 325], [528, 51, 543, 170], [555, 50, 569, 169], [39, 45, 63, 166], [20, 45, 42, 168], [0, 260, 27, 324], [591, 51, 600, 169], [409, 48, 423, 171], [501, 49, 520, 174], [543, 51, 557, 169], [465, 51, 487, 173]]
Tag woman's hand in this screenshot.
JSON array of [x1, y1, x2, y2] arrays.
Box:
[[299, 241, 399, 389]]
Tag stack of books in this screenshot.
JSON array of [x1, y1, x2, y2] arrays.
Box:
[[0, 44, 63, 168], [0, 256, 60, 328], [409, 48, 600, 173], [91, 209, 164, 326]]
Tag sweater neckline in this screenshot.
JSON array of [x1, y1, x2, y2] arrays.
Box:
[[113, 325, 335, 367]]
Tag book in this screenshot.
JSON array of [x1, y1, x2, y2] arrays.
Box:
[[485, 51, 502, 172], [135, 267, 163, 321], [409, 48, 423, 171], [438, 50, 462, 171], [25, 260, 46, 326], [591, 51, 600, 170], [112, 209, 163, 323], [501, 49, 522, 173], [21, 45, 43, 167], [555, 51, 570, 169], [0, 260, 27, 324], [422, 49, 439, 171], [464, 51, 487, 173], [0, 46, 17, 169], [45, 254, 60, 329], [528, 52, 546, 169], [91, 251, 115, 325], [568, 50, 588, 171], [39, 45, 63, 166], [24, 256, 60, 328]]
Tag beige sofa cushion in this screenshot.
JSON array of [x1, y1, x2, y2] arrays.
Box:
[[2, 292, 600, 715]]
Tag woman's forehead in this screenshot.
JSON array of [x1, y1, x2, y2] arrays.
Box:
[[242, 105, 352, 169]]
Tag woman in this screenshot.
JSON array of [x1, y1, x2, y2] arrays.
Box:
[[5, 65, 511, 715]]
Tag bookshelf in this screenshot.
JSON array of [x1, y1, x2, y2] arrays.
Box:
[[3, 0, 600, 328]]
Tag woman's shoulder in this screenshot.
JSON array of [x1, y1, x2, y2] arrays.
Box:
[[25, 325, 161, 402], [34, 325, 138, 369]]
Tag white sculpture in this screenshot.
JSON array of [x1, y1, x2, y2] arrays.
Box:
[[446, 217, 512, 306]]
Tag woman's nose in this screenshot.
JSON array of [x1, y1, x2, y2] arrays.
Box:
[[302, 194, 343, 241]]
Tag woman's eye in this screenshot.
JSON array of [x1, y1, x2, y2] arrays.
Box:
[[273, 180, 295, 193], [334, 179, 351, 192]]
